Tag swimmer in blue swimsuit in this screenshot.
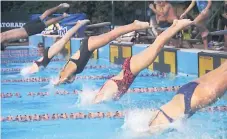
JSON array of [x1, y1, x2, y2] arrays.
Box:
[[0, 3, 70, 51], [180, 0, 212, 49], [148, 60, 227, 134]]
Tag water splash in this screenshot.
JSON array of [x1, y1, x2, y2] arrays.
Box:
[[122, 109, 154, 134], [41, 76, 58, 94], [20, 65, 32, 76], [121, 109, 190, 138], [76, 88, 97, 107]]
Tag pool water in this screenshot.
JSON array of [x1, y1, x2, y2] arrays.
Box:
[[1, 56, 227, 139]]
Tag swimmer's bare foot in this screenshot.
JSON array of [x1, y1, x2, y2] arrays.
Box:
[[55, 65, 76, 86], [58, 3, 70, 9], [172, 19, 193, 29], [77, 19, 90, 26], [133, 20, 149, 30], [93, 92, 104, 104]]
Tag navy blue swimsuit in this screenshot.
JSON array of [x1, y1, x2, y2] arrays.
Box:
[[156, 82, 199, 123]]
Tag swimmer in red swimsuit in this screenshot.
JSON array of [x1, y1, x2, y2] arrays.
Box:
[[54, 20, 150, 85], [94, 19, 194, 103]]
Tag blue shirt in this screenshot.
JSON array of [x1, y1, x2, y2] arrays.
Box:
[[196, 0, 208, 12]]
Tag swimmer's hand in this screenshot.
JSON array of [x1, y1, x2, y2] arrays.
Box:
[[53, 77, 67, 86], [180, 13, 186, 19], [53, 79, 61, 86], [21, 63, 39, 75], [93, 93, 104, 104], [53, 76, 75, 86]]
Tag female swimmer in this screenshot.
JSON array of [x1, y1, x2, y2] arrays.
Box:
[[148, 60, 227, 134], [25, 20, 90, 74], [55, 20, 150, 85], [1, 3, 70, 51], [93, 19, 193, 103]]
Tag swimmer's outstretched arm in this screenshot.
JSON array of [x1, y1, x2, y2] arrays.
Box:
[[26, 20, 90, 74], [56, 20, 150, 85], [1, 3, 69, 49], [94, 19, 193, 103]]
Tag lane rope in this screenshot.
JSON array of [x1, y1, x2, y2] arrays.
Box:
[[1, 106, 227, 122], [1, 85, 181, 98], [1, 65, 121, 73], [1, 72, 167, 83], [1, 58, 65, 64], [1, 49, 39, 58]]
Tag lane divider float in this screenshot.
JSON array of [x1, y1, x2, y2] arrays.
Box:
[[1, 73, 167, 83], [1, 106, 227, 122], [1, 58, 65, 64], [1, 85, 181, 98], [1, 65, 121, 73]]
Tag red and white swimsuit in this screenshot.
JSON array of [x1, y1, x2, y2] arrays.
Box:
[[99, 57, 136, 100]]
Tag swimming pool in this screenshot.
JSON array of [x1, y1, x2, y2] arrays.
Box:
[[1, 53, 227, 139]]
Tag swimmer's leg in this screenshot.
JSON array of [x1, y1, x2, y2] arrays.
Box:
[[44, 13, 69, 26], [0, 4, 70, 44], [94, 19, 193, 103], [193, 12, 210, 49], [48, 20, 90, 59], [39, 3, 70, 20], [0, 28, 28, 44], [87, 20, 149, 51], [28, 20, 90, 74], [130, 19, 193, 75], [60, 20, 149, 84], [195, 60, 227, 84]]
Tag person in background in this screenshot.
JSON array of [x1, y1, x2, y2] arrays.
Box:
[[149, 1, 159, 37], [180, 0, 212, 49], [222, 0, 227, 50], [149, 1, 178, 29]]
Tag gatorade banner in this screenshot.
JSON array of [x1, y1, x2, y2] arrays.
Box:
[[1, 12, 29, 32]]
